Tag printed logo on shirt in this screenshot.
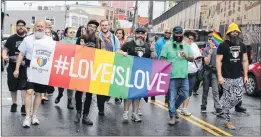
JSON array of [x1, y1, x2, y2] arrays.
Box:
[[231, 51, 239, 58], [229, 46, 241, 63], [15, 41, 22, 48], [37, 57, 48, 67], [135, 47, 145, 57]]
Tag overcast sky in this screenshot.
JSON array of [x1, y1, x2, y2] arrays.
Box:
[[6, 1, 166, 19]]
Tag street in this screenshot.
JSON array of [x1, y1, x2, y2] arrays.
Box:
[[1, 71, 260, 136]]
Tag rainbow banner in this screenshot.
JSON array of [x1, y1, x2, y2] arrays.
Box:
[[212, 29, 224, 46], [28, 40, 172, 99]]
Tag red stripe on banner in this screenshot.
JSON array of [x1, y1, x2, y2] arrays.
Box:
[[48, 42, 76, 89]]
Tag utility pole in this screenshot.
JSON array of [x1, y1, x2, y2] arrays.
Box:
[[148, 1, 153, 32], [131, 0, 138, 33]]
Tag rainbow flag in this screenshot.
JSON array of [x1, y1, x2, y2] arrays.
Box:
[[28, 41, 172, 99], [212, 29, 223, 46]]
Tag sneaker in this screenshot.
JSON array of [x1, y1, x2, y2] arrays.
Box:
[[74, 112, 82, 123], [201, 107, 207, 113], [10, 104, 17, 112], [131, 113, 141, 122], [115, 98, 122, 105], [175, 114, 179, 119], [181, 108, 192, 116], [168, 117, 178, 125], [98, 111, 105, 116], [21, 105, 26, 115], [23, 117, 31, 128], [122, 111, 128, 123], [235, 106, 247, 112], [225, 122, 236, 130], [193, 91, 199, 95], [82, 114, 93, 125], [31, 115, 40, 125], [138, 108, 142, 116]]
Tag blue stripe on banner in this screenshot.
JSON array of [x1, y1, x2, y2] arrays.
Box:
[[128, 56, 153, 99]]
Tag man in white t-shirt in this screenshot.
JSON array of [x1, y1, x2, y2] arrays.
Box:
[[14, 20, 53, 128], [180, 31, 202, 116]]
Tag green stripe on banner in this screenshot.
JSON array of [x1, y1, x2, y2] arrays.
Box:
[[108, 54, 134, 98]]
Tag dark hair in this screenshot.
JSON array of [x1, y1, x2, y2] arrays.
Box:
[[64, 27, 73, 37], [57, 30, 60, 33], [115, 29, 125, 40], [184, 31, 196, 39], [76, 26, 85, 37]]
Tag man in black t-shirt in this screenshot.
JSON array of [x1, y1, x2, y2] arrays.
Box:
[[118, 28, 156, 123], [216, 23, 249, 130], [2, 20, 27, 114]]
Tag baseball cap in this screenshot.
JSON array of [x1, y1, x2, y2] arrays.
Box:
[[87, 20, 99, 27], [173, 26, 183, 33], [16, 19, 26, 26], [135, 28, 146, 33]]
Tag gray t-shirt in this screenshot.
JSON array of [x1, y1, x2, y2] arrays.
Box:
[[203, 47, 217, 67]]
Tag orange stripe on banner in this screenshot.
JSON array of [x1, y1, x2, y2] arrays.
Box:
[[68, 46, 96, 92]]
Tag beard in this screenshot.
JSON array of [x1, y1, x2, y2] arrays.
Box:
[[229, 35, 241, 45], [164, 36, 170, 40], [101, 29, 108, 33], [16, 29, 25, 36], [86, 30, 96, 41], [35, 31, 45, 39], [134, 37, 145, 46], [173, 35, 183, 43]]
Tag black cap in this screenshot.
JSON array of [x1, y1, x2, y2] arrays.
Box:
[[16, 19, 26, 26], [173, 26, 183, 33], [87, 20, 99, 27], [135, 28, 146, 33]]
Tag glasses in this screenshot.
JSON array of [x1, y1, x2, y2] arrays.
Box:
[[174, 32, 182, 34], [165, 32, 171, 34]]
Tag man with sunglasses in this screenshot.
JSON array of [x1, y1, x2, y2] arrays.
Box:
[[216, 23, 249, 130], [2, 20, 27, 114], [160, 26, 194, 125], [154, 28, 172, 103]]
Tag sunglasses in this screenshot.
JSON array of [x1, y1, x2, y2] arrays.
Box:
[[208, 37, 212, 40], [165, 32, 171, 34], [189, 37, 194, 41]]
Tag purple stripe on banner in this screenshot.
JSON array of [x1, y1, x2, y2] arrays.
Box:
[[148, 60, 171, 97]]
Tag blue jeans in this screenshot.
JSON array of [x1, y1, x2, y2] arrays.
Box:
[[168, 78, 189, 118]]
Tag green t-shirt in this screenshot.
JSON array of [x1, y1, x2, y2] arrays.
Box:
[[160, 40, 193, 79]]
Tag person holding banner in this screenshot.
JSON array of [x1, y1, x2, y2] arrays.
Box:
[[160, 26, 194, 125], [98, 19, 121, 110], [118, 28, 157, 123], [54, 27, 76, 109], [74, 20, 105, 125], [2, 19, 27, 114], [14, 20, 53, 128]]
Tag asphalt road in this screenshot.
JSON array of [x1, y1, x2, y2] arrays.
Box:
[[1, 71, 260, 136]]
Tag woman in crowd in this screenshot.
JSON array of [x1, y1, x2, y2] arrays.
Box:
[[54, 27, 76, 110], [115, 28, 127, 47]]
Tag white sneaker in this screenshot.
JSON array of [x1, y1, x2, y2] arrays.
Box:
[[122, 111, 128, 123], [23, 117, 31, 128], [31, 115, 40, 125], [138, 108, 142, 116], [131, 113, 141, 122]]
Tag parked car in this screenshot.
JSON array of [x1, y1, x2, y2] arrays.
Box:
[[246, 44, 261, 96]]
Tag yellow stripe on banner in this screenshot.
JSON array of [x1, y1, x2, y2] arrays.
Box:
[[154, 100, 232, 136], [89, 49, 115, 96]]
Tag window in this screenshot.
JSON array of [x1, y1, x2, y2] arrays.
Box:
[[221, 8, 223, 13], [239, 1, 241, 5], [45, 17, 55, 25], [238, 7, 241, 11], [31, 16, 36, 25], [244, 15, 246, 19]]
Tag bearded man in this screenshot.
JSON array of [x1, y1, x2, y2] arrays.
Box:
[[14, 20, 53, 128], [118, 28, 156, 123], [2, 20, 27, 114], [216, 23, 249, 130]]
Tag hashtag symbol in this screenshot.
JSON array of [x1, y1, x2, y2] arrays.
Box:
[[54, 55, 69, 75]]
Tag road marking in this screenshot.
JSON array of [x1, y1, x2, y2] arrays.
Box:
[[152, 100, 233, 136], [149, 100, 221, 136]]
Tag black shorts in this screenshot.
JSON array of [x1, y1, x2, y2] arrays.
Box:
[[26, 82, 47, 93], [7, 63, 27, 91]]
